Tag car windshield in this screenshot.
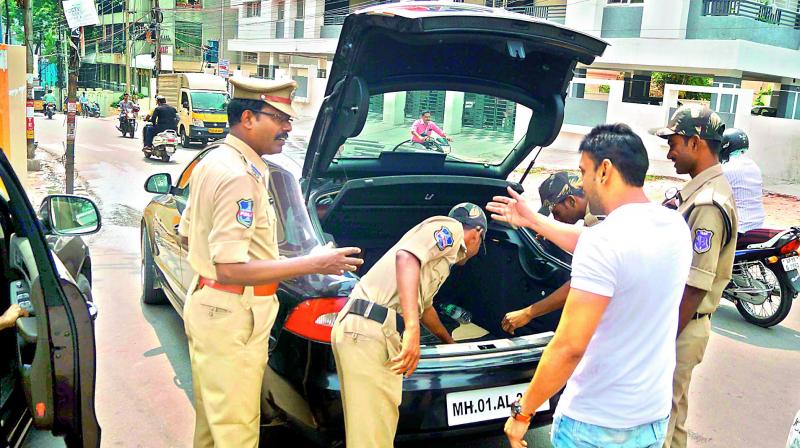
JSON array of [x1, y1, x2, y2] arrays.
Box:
[[191, 91, 228, 111], [334, 89, 527, 166]]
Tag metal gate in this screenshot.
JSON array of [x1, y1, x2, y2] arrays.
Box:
[[405, 90, 445, 123], [462, 93, 516, 134]]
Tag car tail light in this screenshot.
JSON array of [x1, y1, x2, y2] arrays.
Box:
[[283, 297, 348, 343], [780, 238, 800, 255]]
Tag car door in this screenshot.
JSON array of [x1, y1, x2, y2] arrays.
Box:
[[0, 151, 100, 446], [174, 150, 211, 296], [146, 189, 184, 298]]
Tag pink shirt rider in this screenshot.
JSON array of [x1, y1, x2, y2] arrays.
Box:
[[410, 119, 445, 143]]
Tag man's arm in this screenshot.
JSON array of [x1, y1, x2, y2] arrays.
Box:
[[391, 250, 422, 377], [421, 306, 455, 344], [518, 288, 609, 414], [676, 285, 706, 335], [502, 281, 570, 334], [215, 248, 362, 285], [488, 187, 584, 253], [430, 123, 450, 140]]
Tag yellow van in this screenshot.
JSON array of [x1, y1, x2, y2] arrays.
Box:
[[157, 73, 229, 147]]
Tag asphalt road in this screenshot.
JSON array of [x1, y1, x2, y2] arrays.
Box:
[[24, 114, 800, 447]]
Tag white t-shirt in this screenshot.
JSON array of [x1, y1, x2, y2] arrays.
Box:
[[556, 202, 693, 429], [723, 155, 765, 233]]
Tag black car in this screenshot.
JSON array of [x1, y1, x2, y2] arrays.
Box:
[[0, 151, 102, 446], [141, 2, 606, 446]]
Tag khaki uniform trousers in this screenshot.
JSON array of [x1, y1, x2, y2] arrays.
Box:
[[184, 285, 279, 448], [664, 316, 712, 448], [331, 313, 403, 448]]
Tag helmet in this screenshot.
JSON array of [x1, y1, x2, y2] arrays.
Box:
[[720, 128, 749, 162], [156, 95, 166, 102]]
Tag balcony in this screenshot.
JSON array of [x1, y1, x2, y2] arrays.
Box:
[[688, 0, 800, 49], [506, 5, 567, 24], [702, 0, 800, 29]]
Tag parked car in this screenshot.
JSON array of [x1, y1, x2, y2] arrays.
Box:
[[140, 2, 607, 446], [751, 106, 778, 117], [0, 151, 101, 446]]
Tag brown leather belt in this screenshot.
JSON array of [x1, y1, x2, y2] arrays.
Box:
[[197, 277, 278, 296]]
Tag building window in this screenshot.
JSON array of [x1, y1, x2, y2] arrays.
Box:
[[293, 74, 309, 98], [317, 68, 327, 79], [257, 65, 276, 79], [277, 2, 285, 20], [297, 0, 305, 17], [244, 1, 261, 18], [607, 0, 643, 4], [242, 52, 258, 64], [175, 21, 203, 61]]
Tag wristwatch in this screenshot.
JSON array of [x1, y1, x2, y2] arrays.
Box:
[[510, 399, 534, 423]]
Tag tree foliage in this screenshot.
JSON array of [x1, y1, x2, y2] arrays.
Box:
[[650, 72, 713, 101], [1, 0, 62, 62]]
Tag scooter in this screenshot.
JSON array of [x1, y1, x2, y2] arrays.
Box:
[[143, 130, 178, 162], [44, 103, 56, 120], [117, 105, 140, 138], [85, 102, 101, 118], [727, 227, 800, 327]]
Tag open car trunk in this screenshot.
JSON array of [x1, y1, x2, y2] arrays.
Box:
[[312, 175, 572, 344]]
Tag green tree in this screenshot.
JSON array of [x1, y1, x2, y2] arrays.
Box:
[[651, 72, 713, 101], [1, 0, 62, 62]]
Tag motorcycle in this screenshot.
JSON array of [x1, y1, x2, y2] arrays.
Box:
[[727, 227, 800, 327], [45, 103, 56, 120], [117, 105, 140, 138], [391, 134, 452, 154], [663, 188, 800, 327], [143, 130, 178, 162], [85, 102, 101, 118]]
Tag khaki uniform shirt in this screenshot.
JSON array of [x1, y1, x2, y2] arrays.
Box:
[[351, 216, 468, 315], [678, 164, 738, 314], [179, 134, 279, 282]]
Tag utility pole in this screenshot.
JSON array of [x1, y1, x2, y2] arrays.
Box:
[[219, 0, 223, 75], [124, 0, 131, 94], [152, 0, 161, 96], [23, 0, 35, 159]]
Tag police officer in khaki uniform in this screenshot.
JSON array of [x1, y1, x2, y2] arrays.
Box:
[[652, 104, 738, 448], [501, 171, 603, 335], [179, 77, 363, 448], [331, 203, 488, 448]]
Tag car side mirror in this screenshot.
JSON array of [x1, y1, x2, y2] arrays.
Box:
[[145, 173, 172, 194], [39, 195, 101, 236]]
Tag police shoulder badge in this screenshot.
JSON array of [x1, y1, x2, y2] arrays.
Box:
[[694, 229, 714, 254], [236, 199, 255, 228], [434, 226, 454, 251]]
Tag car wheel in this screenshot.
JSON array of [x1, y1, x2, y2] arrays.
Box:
[[180, 127, 191, 148], [141, 226, 167, 305]]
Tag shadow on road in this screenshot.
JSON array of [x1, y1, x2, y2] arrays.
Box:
[[140, 298, 195, 403], [711, 304, 800, 351]]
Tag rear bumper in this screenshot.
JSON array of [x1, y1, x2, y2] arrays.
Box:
[[189, 125, 228, 140], [266, 333, 555, 443]]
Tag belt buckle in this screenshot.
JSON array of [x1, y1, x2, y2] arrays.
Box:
[[364, 300, 375, 320]]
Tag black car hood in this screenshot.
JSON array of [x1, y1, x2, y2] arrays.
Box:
[[302, 2, 607, 181]]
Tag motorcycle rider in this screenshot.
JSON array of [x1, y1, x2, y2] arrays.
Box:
[[78, 91, 89, 117], [144, 95, 178, 149], [500, 171, 603, 336], [118, 93, 137, 130], [43, 89, 57, 115], [410, 110, 453, 148], [651, 104, 738, 448], [720, 128, 765, 240]]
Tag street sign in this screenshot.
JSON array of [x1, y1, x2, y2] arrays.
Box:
[[219, 59, 229, 78], [26, 100, 34, 140], [62, 0, 99, 28]]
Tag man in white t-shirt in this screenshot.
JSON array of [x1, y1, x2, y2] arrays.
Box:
[[488, 124, 693, 448], [720, 128, 765, 234]]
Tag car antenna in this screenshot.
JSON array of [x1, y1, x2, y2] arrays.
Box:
[[517, 146, 542, 187]]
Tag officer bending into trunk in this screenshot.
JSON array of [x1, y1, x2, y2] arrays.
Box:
[[501, 172, 604, 335], [332, 203, 487, 448]]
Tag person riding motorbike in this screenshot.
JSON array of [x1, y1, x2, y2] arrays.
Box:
[[43, 90, 57, 115], [720, 128, 766, 241], [143, 95, 178, 149], [410, 110, 453, 149], [118, 93, 137, 129]]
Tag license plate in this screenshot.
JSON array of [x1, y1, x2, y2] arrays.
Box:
[[446, 383, 550, 426], [209, 128, 223, 134], [783, 256, 800, 272]]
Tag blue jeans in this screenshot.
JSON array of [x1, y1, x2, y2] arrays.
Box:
[[550, 414, 668, 448]]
